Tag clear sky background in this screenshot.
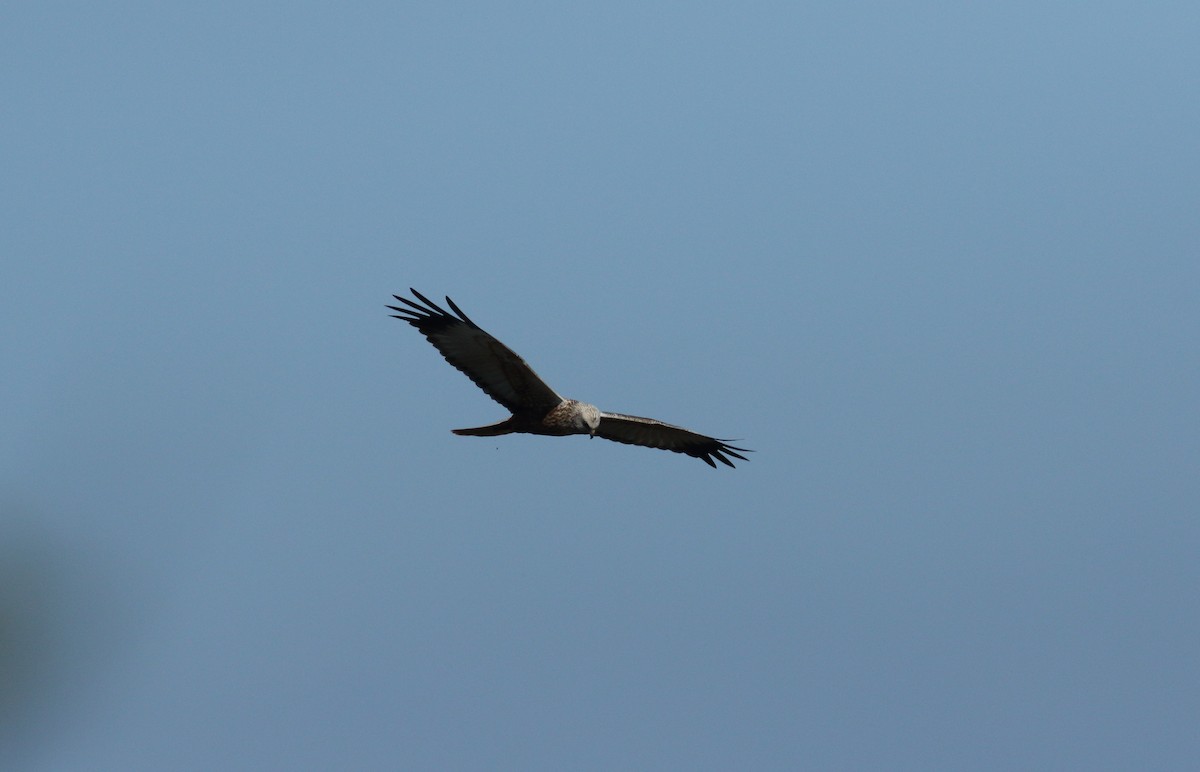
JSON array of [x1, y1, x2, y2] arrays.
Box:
[[3, 3, 1198, 770]]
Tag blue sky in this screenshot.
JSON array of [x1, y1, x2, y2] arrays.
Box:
[[3, 2, 1198, 769]]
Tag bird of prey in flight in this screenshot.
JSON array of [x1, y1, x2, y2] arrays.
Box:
[[388, 289, 750, 468]]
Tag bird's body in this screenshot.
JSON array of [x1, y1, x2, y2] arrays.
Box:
[[451, 399, 600, 438], [388, 289, 750, 468]]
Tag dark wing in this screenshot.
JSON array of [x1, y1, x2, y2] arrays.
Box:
[[388, 289, 564, 413], [595, 412, 751, 468]]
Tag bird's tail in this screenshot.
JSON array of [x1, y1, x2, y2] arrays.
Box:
[[451, 417, 517, 437]]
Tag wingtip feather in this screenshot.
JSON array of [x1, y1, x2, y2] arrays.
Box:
[[443, 295, 478, 327]]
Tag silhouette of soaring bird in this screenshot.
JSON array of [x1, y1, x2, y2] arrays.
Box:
[[388, 289, 750, 468]]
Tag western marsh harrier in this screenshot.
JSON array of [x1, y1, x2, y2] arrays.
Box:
[[388, 289, 750, 468]]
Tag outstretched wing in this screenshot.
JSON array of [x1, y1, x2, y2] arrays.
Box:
[[595, 412, 751, 468], [388, 289, 563, 413]]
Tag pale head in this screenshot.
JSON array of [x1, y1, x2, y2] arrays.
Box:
[[578, 402, 601, 435]]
